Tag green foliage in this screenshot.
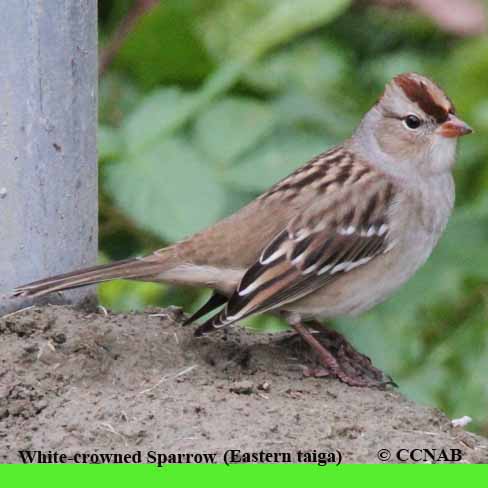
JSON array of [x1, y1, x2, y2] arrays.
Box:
[[194, 97, 276, 166], [115, 3, 214, 87], [99, 0, 488, 434], [105, 137, 226, 242]]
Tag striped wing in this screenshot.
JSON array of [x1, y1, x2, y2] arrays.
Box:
[[195, 178, 396, 336]]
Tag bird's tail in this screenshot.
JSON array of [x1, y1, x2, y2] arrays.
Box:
[[11, 254, 172, 299]]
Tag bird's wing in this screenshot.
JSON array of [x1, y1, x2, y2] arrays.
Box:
[[195, 175, 396, 335]]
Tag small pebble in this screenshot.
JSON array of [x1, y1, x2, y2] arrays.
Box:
[[230, 380, 254, 395], [37, 341, 61, 366], [52, 333, 66, 345]]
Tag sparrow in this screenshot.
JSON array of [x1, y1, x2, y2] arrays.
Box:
[[13, 73, 472, 386]]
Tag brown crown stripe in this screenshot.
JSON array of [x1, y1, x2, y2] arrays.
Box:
[[394, 74, 450, 123]]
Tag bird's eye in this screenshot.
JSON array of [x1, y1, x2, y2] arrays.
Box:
[[403, 115, 422, 130]]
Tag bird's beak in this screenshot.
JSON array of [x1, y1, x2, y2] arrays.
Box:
[[436, 114, 473, 138]]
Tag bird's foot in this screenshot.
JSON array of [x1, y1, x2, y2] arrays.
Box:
[[283, 316, 395, 388], [308, 326, 396, 387], [302, 364, 395, 388]]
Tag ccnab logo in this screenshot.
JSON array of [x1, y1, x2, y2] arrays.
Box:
[[396, 449, 462, 463]]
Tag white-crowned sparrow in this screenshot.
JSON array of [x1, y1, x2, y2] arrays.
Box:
[[13, 73, 472, 386]]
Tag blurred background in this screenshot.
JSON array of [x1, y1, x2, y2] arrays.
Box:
[[98, 0, 488, 434]]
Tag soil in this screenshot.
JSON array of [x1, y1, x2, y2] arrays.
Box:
[[1, 305, 487, 465]]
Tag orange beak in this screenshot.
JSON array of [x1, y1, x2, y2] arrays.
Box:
[[436, 114, 473, 138]]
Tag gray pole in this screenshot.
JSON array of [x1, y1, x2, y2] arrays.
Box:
[[0, 1, 98, 315]]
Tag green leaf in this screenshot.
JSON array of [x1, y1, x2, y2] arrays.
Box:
[[200, 0, 352, 62], [235, 0, 352, 60], [246, 39, 350, 97], [363, 51, 433, 87], [115, 0, 351, 155], [115, 2, 213, 88], [197, 0, 282, 61], [99, 73, 143, 126], [224, 129, 331, 192], [273, 92, 356, 139], [105, 138, 227, 242], [122, 88, 194, 156], [445, 38, 488, 115], [99, 280, 167, 312], [245, 314, 289, 333], [98, 125, 124, 162], [194, 97, 276, 167]]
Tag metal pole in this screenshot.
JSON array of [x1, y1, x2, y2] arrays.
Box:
[[0, 0, 98, 315]]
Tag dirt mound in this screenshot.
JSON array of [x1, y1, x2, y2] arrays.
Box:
[[1, 305, 487, 464]]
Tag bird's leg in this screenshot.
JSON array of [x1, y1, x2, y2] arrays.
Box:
[[306, 320, 396, 386], [283, 313, 394, 388]]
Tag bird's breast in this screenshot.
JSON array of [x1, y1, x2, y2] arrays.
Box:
[[286, 174, 455, 318]]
